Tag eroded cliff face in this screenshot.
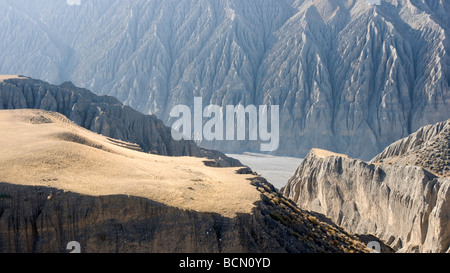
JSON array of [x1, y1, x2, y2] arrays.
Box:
[[1, 0, 449, 159], [0, 179, 368, 253], [282, 149, 449, 253], [283, 120, 450, 253], [0, 77, 240, 167], [1, 182, 266, 253], [0, 109, 368, 253], [371, 120, 450, 177]]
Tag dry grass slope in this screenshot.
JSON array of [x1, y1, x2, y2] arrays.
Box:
[[0, 109, 260, 217]]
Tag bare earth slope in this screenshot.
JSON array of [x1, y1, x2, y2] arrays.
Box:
[[282, 120, 450, 253], [0, 109, 257, 216], [0, 75, 240, 167], [0, 109, 368, 253]]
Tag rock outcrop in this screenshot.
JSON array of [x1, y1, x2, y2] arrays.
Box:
[[0, 76, 240, 167], [372, 119, 450, 177], [282, 120, 450, 253], [0, 109, 369, 253], [1, 0, 449, 160]]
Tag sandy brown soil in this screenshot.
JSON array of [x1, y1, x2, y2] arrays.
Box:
[[0, 109, 260, 217], [0, 75, 28, 82], [310, 148, 350, 159]]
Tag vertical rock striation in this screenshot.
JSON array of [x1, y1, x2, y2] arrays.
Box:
[[282, 120, 450, 253], [0, 0, 449, 159]]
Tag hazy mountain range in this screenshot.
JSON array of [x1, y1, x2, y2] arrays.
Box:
[[0, 0, 449, 159]]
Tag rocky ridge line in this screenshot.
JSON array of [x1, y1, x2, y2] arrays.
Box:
[[0, 76, 240, 167], [282, 120, 450, 253]]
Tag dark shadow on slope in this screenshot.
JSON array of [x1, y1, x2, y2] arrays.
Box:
[[0, 180, 368, 254]]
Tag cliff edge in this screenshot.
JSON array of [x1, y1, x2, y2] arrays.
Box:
[[0, 109, 368, 253], [282, 120, 450, 253]]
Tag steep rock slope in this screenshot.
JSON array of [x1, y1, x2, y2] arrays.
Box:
[[0, 0, 449, 159], [282, 121, 450, 253], [371, 119, 450, 176], [0, 109, 368, 253], [0, 75, 240, 167]]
